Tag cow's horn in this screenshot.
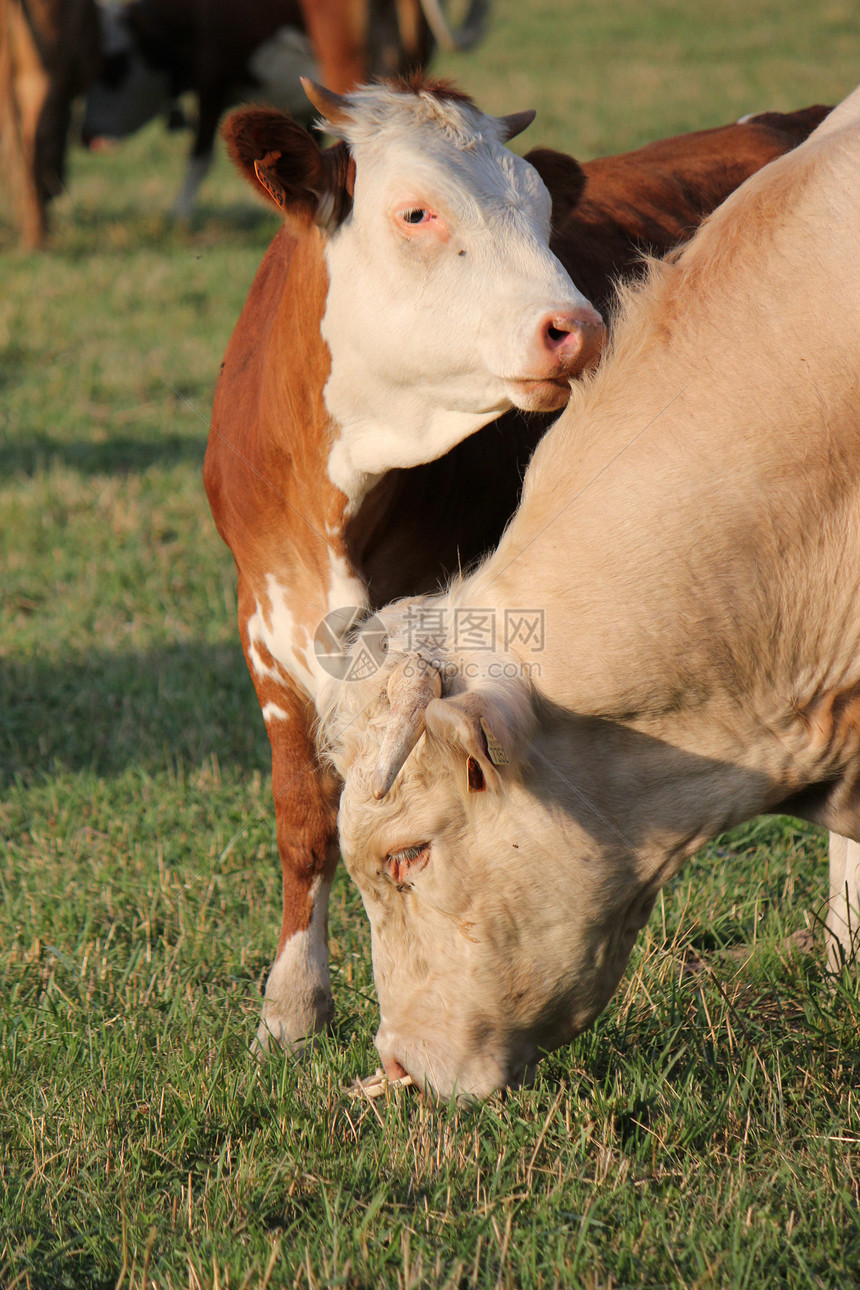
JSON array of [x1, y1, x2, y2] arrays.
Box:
[[372, 656, 442, 800], [497, 109, 537, 142], [301, 78, 352, 128]]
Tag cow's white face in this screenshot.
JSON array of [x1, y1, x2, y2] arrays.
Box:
[[326, 650, 654, 1099], [83, 4, 170, 143], [320, 90, 604, 501]]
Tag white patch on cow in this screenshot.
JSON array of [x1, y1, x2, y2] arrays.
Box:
[[319, 84, 597, 508], [247, 574, 317, 698], [247, 555, 368, 706], [316, 550, 373, 708], [255, 875, 333, 1053], [262, 702, 290, 723]]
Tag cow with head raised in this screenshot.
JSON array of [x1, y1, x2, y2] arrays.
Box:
[[323, 89, 860, 1099], [203, 74, 828, 1058], [228, 81, 603, 498]]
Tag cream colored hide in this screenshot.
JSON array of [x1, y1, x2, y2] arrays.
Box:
[[323, 88, 860, 1099], [314, 84, 604, 504]]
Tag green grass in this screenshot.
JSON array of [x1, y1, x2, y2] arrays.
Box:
[[2, 1, 859, 1285]]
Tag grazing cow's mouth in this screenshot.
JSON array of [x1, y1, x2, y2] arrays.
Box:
[[505, 376, 573, 412]]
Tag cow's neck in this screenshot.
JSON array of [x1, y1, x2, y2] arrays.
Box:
[[324, 386, 502, 513], [462, 276, 860, 852]]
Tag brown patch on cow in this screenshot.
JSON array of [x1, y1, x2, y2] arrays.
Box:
[[236, 607, 340, 948], [268, 688, 340, 949]]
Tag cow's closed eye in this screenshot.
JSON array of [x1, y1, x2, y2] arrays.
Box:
[[385, 843, 430, 887]]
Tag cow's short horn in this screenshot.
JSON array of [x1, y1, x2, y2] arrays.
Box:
[[301, 78, 353, 128], [497, 109, 537, 142], [372, 656, 442, 800]]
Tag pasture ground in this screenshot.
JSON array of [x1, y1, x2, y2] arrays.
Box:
[[2, 1, 859, 1285]]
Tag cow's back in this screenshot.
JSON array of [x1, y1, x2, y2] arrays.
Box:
[[540, 105, 831, 313]]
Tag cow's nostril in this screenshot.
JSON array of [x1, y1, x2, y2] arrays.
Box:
[[541, 315, 586, 354], [382, 1054, 410, 1082]]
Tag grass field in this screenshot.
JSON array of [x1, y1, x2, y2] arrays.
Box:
[[2, 1, 860, 1286]]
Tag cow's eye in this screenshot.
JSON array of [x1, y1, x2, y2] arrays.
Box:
[[400, 208, 430, 225], [385, 843, 430, 888]]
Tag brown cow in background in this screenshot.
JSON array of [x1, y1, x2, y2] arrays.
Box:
[[0, 0, 101, 248]]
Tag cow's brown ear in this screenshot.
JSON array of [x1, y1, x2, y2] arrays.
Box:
[[524, 147, 587, 217], [222, 107, 354, 229]]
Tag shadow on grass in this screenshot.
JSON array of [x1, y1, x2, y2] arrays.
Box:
[[1, 642, 270, 787], [0, 431, 209, 477]]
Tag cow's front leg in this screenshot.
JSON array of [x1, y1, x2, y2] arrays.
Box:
[[826, 833, 860, 971], [254, 697, 341, 1054]]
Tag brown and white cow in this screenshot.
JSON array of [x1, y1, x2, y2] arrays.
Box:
[[0, 0, 101, 248], [81, 0, 482, 219], [203, 75, 828, 1056], [323, 88, 860, 1099]]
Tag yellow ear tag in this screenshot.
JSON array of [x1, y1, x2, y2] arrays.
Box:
[[480, 718, 508, 766], [254, 159, 284, 208]]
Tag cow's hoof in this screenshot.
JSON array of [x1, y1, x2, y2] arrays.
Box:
[[252, 1005, 332, 1060], [252, 954, 334, 1059]]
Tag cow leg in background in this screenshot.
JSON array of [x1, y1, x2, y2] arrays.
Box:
[[826, 833, 860, 971], [1, 0, 49, 247], [171, 72, 224, 220]]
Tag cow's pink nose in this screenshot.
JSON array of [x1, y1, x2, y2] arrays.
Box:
[[381, 1054, 410, 1082], [539, 308, 605, 363], [544, 309, 605, 350]]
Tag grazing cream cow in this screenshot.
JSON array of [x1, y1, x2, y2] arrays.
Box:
[[323, 88, 860, 1099], [204, 75, 827, 1057]]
